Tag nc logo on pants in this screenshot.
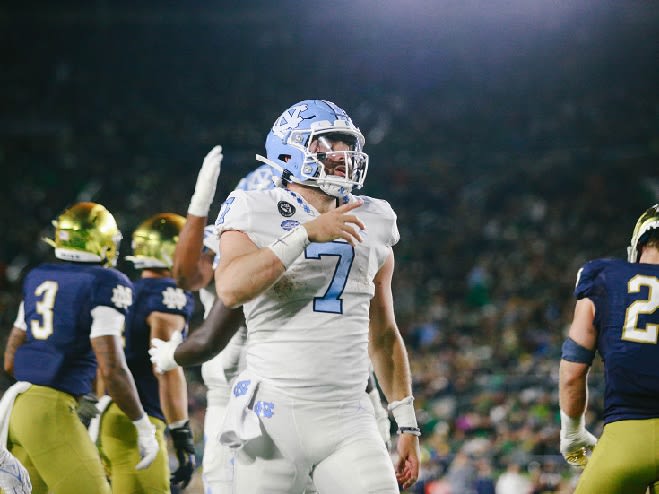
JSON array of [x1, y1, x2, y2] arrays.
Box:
[[233, 380, 251, 397], [254, 401, 275, 418]]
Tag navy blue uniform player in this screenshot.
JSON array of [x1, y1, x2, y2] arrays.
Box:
[[3, 202, 158, 494], [559, 204, 659, 494], [98, 213, 195, 494]]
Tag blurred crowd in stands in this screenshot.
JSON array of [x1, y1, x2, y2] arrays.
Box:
[[1, 3, 657, 493]]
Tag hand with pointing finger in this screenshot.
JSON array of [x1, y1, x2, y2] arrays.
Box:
[[303, 201, 365, 246]]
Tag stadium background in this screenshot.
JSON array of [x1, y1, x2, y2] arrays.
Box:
[[1, 1, 658, 492]]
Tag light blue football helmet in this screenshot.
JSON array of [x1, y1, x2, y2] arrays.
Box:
[[257, 99, 369, 197]]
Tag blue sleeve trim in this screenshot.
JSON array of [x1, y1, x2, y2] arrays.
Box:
[[561, 336, 595, 365]]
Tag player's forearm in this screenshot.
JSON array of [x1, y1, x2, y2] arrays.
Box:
[[3, 327, 25, 375], [173, 214, 207, 290], [174, 299, 245, 366], [158, 367, 188, 423], [559, 359, 589, 417], [105, 366, 145, 421], [370, 328, 413, 402], [93, 335, 145, 420], [215, 250, 285, 308]]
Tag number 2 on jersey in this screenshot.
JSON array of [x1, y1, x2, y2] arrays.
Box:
[[622, 274, 659, 343], [305, 242, 354, 314]]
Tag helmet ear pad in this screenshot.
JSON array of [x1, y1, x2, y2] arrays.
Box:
[[47, 202, 122, 266]]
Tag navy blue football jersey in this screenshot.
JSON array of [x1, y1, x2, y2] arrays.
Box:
[[576, 258, 659, 423], [124, 277, 194, 421], [14, 262, 134, 396]]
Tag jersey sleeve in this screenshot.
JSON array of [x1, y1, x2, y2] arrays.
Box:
[[358, 196, 400, 248], [203, 224, 220, 255], [574, 259, 609, 300], [382, 199, 400, 247], [91, 269, 134, 316], [215, 190, 252, 233], [149, 283, 195, 320], [13, 301, 26, 331], [90, 306, 126, 338], [214, 190, 261, 247]]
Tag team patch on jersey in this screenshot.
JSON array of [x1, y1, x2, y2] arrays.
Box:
[[161, 287, 188, 310], [277, 201, 296, 217], [281, 220, 300, 231], [111, 285, 133, 309]]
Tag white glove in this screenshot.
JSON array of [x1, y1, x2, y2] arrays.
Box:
[[368, 388, 392, 449], [560, 410, 597, 467], [188, 145, 223, 217], [149, 330, 183, 373], [0, 447, 31, 493], [133, 415, 159, 470]]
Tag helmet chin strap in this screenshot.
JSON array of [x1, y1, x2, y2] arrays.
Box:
[[319, 182, 351, 198]]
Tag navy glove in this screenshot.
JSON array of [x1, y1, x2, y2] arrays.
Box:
[[76, 393, 99, 428], [169, 421, 196, 490]]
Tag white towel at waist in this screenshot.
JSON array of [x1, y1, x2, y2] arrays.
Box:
[[219, 370, 262, 449], [0, 382, 31, 446]]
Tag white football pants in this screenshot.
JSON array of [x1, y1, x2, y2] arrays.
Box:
[[202, 402, 234, 494], [232, 383, 398, 494]]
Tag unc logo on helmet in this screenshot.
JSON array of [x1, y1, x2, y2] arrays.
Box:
[[257, 99, 370, 198], [272, 103, 312, 139]]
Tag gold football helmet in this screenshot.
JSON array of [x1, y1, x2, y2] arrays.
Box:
[[44, 202, 122, 267], [126, 213, 186, 269], [628, 204, 659, 262]]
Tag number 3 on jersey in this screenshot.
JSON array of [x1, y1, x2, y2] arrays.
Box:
[[305, 241, 354, 314], [31, 281, 58, 339]]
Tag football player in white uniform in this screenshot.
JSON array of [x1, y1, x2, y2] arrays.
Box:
[[153, 100, 418, 493], [165, 142, 393, 493], [217, 99, 419, 493]]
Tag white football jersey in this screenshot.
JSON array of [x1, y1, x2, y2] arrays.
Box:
[[216, 187, 399, 401]]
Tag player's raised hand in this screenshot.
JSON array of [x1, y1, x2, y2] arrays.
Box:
[[188, 145, 223, 217], [303, 201, 365, 246]]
